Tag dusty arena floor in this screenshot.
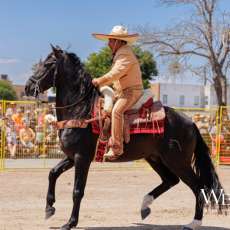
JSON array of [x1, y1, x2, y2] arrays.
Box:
[[0, 162, 230, 230]]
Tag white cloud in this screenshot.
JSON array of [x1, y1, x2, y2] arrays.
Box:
[[0, 58, 20, 64]]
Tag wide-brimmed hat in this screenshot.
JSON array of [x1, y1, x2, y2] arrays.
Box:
[[92, 25, 139, 43]]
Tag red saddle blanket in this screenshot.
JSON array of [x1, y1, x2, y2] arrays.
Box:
[[92, 97, 165, 162], [91, 97, 165, 135]]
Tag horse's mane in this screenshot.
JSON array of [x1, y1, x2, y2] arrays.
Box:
[[62, 51, 98, 119], [68, 52, 83, 68]]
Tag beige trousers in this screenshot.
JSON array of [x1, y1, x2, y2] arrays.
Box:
[[110, 87, 143, 155]]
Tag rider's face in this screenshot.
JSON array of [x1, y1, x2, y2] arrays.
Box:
[[108, 39, 124, 54], [108, 39, 117, 51]]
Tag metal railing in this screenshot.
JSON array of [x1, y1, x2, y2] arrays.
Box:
[[0, 100, 64, 170], [0, 100, 229, 170]]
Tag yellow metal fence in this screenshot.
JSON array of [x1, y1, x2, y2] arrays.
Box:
[[0, 100, 64, 170], [0, 100, 229, 170], [217, 106, 230, 165], [0, 100, 3, 171], [174, 106, 220, 165]]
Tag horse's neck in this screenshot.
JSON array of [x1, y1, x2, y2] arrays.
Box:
[[55, 73, 98, 121], [55, 83, 75, 120]]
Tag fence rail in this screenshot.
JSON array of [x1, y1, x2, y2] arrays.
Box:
[[0, 100, 63, 170], [0, 100, 229, 170], [174, 106, 220, 165]]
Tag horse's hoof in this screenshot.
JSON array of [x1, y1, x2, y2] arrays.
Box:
[[45, 206, 55, 219], [141, 207, 151, 220], [60, 224, 71, 230], [60, 220, 77, 230], [182, 219, 202, 230], [60, 224, 75, 230]]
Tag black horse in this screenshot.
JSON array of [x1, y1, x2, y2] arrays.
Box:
[[25, 46, 227, 230]]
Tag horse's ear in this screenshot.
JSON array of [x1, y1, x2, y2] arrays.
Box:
[[50, 44, 62, 58]]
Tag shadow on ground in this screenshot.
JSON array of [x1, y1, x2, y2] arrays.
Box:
[[50, 223, 230, 230]]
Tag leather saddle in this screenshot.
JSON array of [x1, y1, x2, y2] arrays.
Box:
[[91, 93, 165, 162], [91, 90, 165, 159]]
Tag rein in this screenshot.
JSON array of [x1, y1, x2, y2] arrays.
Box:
[[32, 56, 96, 110], [32, 85, 95, 112], [31, 52, 100, 129], [54, 84, 94, 110]]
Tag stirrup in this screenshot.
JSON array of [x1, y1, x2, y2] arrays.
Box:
[[104, 148, 116, 157]]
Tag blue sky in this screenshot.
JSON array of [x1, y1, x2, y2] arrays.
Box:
[[0, 0, 230, 84]]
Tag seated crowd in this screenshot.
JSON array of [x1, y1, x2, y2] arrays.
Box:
[[0, 105, 62, 159], [0, 105, 227, 160]]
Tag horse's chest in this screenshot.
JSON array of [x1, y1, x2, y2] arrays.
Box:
[[58, 127, 95, 157], [59, 129, 83, 153]]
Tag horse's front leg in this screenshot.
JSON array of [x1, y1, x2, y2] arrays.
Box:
[[61, 154, 91, 230], [46, 156, 74, 219]]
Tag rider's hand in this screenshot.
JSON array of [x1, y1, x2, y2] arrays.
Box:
[[92, 79, 99, 87]]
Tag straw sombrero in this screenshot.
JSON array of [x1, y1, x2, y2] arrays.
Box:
[[92, 25, 139, 44]]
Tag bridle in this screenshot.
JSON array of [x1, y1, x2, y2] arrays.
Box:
[[29, 50, 103, 130], [30, 57, 57, 100], [30, 54, 95, 110]]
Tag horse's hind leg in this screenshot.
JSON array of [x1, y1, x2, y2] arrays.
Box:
[[161, 147, 204, 228], [141, 157, 180, 219], [161, 155, 204, 228], [175, 168, 204, 230], [45, 156, 74, 219]]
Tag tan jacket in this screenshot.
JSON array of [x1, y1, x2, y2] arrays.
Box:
[[97, 45, 143, 94]]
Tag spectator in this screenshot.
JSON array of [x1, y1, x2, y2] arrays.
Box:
[[45, 108, 56, 128], [5, 103, 16, 117], [19, 120, 35, 151], [44, 112, 56, 124], [5, 118, 17, 159], [24, 110, 31, 125], [12, 108, 24, 133], [35, 124, 45, 154], [36, 108, 46, 126], [208, 120, 224, 157], [24, 109, 36, 130], [5, 107, 13, 117]]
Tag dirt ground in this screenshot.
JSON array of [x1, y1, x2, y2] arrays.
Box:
[[0, 163, 230, 230]]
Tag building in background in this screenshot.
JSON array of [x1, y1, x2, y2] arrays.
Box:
[[150, 80, 227, 108], [13, 84, 26, 99]]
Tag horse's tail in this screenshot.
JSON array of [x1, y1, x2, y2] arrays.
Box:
[[193, 123, 228, 214]]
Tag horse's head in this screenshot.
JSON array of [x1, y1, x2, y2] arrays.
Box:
[[25, 45, 80, 97], [26, 45, 97, 119]]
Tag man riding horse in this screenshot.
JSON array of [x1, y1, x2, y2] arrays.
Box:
[[92, 25, 144, 158], [25, 26, 228, 230]]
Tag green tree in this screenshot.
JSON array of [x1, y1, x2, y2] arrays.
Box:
[[85, 47, 112, 78], [0, 80, 17, 100], [84, 46, 158, 89]]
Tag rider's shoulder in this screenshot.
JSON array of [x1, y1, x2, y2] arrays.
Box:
[[114, 45, 135, 60]]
